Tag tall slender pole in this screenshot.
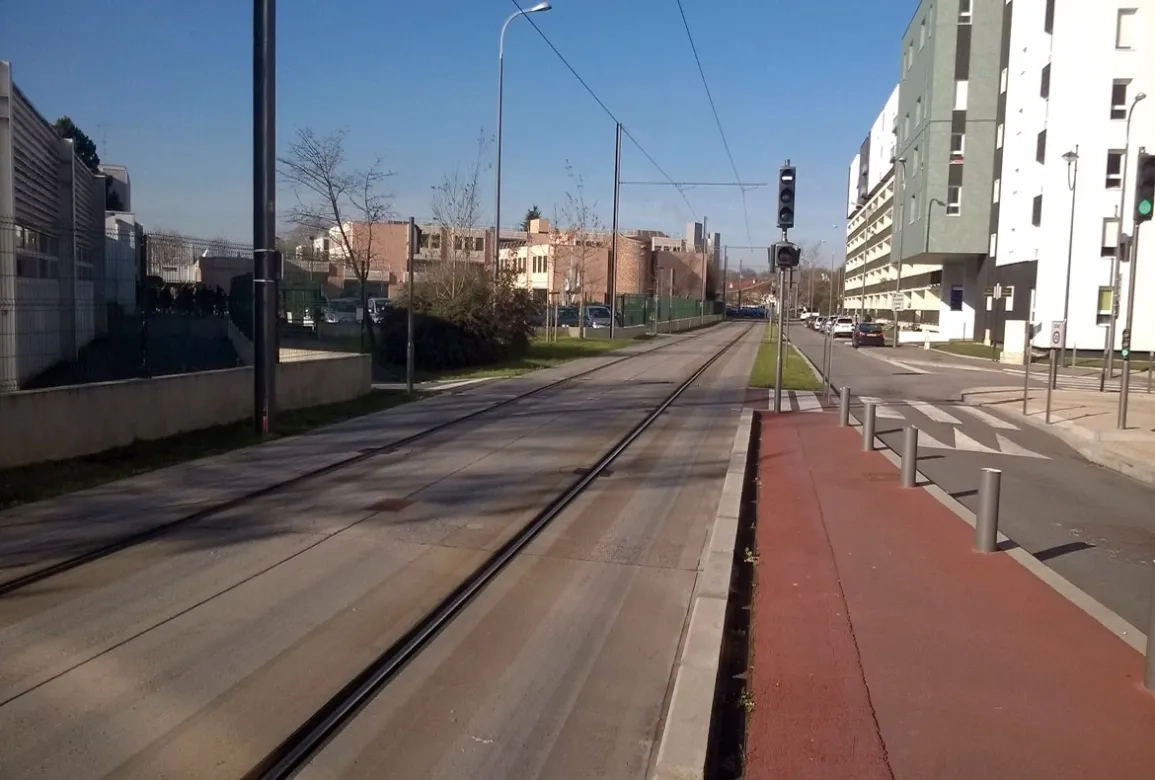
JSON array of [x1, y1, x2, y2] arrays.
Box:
[[774, 266, 786, 413], [701, 216, 708, 324], [1106, 101, 1145, 382], [493, 41, 506, 282], [609, 122, 621, 338], [1059, 147, 1079, 378], [252, 0, 276, 436], [406, 218, 415, 395], [1119, 225, 1143, 428]]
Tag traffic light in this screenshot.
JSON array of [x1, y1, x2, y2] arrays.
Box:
[[777, 164, 796, 229], [772, 241, 800, 269], [1136, 152, 1154, 225]]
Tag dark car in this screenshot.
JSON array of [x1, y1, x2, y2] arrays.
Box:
[[852, 322, 887, 348]]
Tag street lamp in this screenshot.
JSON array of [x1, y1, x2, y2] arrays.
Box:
[[1058, 147, 1079, 380], [1104, 92, 1147, 384], [493, 1, 552, 280]]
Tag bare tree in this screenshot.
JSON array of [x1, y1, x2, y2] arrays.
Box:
[[427, 131, 491, 298], [552, 163, 603, 337], [278, 127, 393, 348], [145, 229, 193, 281]]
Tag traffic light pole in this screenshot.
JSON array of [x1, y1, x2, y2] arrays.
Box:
[[774, 263, 786, 413], [1118, 223, 1143, 429], [406, 218, 416, 396]]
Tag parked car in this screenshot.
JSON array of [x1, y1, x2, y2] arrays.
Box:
[[584, 305, 613, 328], [831, 316, 856, 338], [852, 321, 887, 347]]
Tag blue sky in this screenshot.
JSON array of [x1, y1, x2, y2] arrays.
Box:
[[2, 0, 914, 270]]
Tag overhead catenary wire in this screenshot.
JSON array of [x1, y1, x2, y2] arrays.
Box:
[[509, 0, 698, 221], [673, 0, 753, 246]]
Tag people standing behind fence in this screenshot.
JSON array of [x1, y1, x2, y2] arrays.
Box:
[[147, 282, 229, 318]]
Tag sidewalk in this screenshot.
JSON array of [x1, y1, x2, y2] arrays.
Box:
[[745, 410, 1155, 780], [960, 385, 1155, 485]]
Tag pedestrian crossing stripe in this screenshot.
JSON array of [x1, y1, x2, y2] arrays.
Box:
[[955, 405, 1019, 430], [768, 390, 828, 413], [908, 400, 961, 424]]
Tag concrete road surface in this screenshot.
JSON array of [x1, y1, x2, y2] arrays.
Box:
[[0, 322, 757, 780], [786, 327, 1155, 632]]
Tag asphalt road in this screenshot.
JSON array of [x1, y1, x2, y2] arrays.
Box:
[[0, 322, 758, 780], [786, 326, 1155, 632]]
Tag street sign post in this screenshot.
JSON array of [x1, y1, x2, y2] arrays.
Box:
[[1049, 320, 1066, 349], [1046, 320, 1065, 423], [891, 292, 904, 310]]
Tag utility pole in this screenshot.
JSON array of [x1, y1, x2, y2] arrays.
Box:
[[252, 0, 277, 436], [700, 216, 708, 324], [609, 122, 621, 338], [406, 218, 417, 395]]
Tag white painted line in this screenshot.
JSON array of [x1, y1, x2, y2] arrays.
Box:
[[860, 396, 905, 419], [909, 401, 961, 424], [953, 429, 1000, 453], [794, 391, 823, 413], [954, 404, 1019, 430], [871, 445, 1145, 655], [865, 352, 932, 374], [995, 433, 1050, 459], [915, 429, 953, 450]]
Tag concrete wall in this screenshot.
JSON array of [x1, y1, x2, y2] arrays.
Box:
[[0, 353, 371, 469]]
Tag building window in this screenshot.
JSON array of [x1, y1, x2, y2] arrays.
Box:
[[1036, 130, 1047, 163], [910, 194, 918, 224], [903, 113, 910, 140], [915, 97, 923, 126], [1116, 8, 1137, 49], [919, 18, 927, 49], [1097, 287, 1114, 325], [947, 186, 962, 216], [1040, 64, 1051, 98], [1044, 0, 1055, 33], [1032, 194, 1043, 226], [958, 0, 972, 24], [950, 133, 965, 162], [950, 285, 964, 311], [913, 145, 921, 172], [1106, 150, 1125, 188], [1111, 81, 1129, 119], [906, 43, 913, 72], [989, 232, 998, 257], [1000, 68, 1008, 94], [1102, 218, 1121, 256], [954, 80, 969, 110], [996, 123, 1004, 148], [992, 178, 1001, 203]]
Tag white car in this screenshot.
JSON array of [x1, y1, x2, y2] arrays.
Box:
[[831, 316, 856, 338]]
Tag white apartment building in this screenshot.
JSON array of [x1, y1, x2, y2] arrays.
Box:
[[846, 86, 941, 324], [992, 0, 1154, 352]]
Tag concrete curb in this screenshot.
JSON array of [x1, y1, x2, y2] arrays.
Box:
[[958, 386, 1155, 488], [842, 405, 1147, 655], [789, 332, 825, 387], [651, 408, 754, 780]]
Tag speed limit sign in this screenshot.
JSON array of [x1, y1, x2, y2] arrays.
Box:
[[1049, 320, 1066, 348]]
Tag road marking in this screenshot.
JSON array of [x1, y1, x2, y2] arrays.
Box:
[[899, 358, 995, 373], [859, 396, 905, 419], [995, 433, 1049, 459], [953, 429, 1000, 453], [793, 391, 823, 413], [862, 351, 932, 374], [954, 404, 1019, 430], [914, 429, 953, 450], [908, 401, 961, 424]]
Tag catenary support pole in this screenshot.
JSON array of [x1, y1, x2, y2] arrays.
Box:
[[406, 217, 416, 395], [252, 0, 277, 436], [609, 122, 621, 338]]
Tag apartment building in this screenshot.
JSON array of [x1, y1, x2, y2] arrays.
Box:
[[990, 0, 1154, 351], [0, 61, 111, 391], [845, 86, 902, 318]]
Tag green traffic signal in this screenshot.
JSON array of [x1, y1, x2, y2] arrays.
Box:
[[1140, 199, 1153, 217]]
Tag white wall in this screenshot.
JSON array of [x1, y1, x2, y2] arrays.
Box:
[[999, 0, 1155, 351], [847, 153, 861, 218], [867, 85, 901, 193]]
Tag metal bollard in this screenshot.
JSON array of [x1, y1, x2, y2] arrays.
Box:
[[862, 403, 876, 451], [975, 468, 1002, 553], [901, 426, 919, 488], [839, 387, 851, 427], [1145, 569, 1155, 690]]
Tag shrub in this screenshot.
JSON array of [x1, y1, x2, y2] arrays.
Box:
[[377, 265, 537, 372]]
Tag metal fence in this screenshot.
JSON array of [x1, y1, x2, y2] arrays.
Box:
[[0, 221, 258, 391]]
